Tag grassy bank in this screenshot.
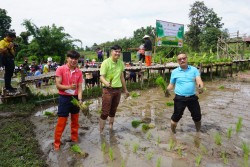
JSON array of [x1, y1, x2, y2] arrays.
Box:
[[0, 103, 48, 167]]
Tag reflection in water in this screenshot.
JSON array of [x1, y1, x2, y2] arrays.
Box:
[[100, 132, 125, 167], [193, 133, 201, 148]]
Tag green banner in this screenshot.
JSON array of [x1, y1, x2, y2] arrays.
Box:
[[156, 20, 184, 47]]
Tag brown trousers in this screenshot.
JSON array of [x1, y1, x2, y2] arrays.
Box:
[[100, 88, 121, 120]]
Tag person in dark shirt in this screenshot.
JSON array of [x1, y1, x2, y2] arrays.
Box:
[[143, 35, 152, 66]]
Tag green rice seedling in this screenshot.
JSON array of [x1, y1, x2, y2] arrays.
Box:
[[243, 154, 249, 167], [169, 138, 176, 150], [219, 85, 225, 89], [142, 124, 150, 132], [155, 76, 166, 93], [214, 132, 222, 145], [146, 152, 154, 160], [195, 154, 202, 166], [70, 144, 88, 157], [131, 120, 143, 128], [227, 127, 232, 138], [124, 141, 130, 148], [236, 117, 243, 133], [157, 136, 161, 145], [242, 142, 249, 156], [101, 142, 106, 153], [44, 111, 55, 117], [221, 151, 228, 164], [109, 147, 114, 161], [166, 101, 174, 106], [133, 143, 140, 153], [131, 91, 140, 98], [146, 132, 152, 140], [121, 159, 125, 167], [156, 157, 161, 167], [200, 144, 207, 155], [177, 146, 183, 157]]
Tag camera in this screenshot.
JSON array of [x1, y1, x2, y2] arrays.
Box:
[[13, 43, 19, 48]]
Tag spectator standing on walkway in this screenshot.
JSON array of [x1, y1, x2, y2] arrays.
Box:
[[0, 31, 17, 92], [54, 50, 83, 150], [143, 35, 152, 66], [99, 44, 129, 134], [165, 53, 204, 134]]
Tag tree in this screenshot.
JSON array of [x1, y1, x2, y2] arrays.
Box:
[[21, 20, 78, 64], [0, 8, 12, 39], [185, 1, 224, 52]]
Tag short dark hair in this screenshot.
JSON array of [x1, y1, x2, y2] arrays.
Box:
[[66, 50, 80, 59], [110, 45, 122, 51], [5, 31, 16, 38]]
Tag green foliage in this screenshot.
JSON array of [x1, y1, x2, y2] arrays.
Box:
[[109, 147, 114, 161], [156, 157, 161, 167], [0, 117, 47, 167], [166, 101, 174, 106], [131, 91, 140, 98], [242, 142, 249, 156], [0, 8, 11, 39], [146, 152, 154, 160], [227, 127, 232, 138], [214, 132, 222, 145], [101, 142, 106, 153], [155, 76, 167, 92], [185, 1, 224, 52], [21, 20, 77, 63], [169, 138, 176, 150], [70, 144, 86, 156], [131, 120, 143, 128], [236, 117, 243, 133], [219, 85, 225, 89], [221, 151, 228, 164], [142, 124, 150, 132], [195, 154, 202, 166], [132, 143, 139, 153]]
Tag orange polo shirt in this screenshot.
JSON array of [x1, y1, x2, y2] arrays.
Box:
[[55, 64, 83, 95]]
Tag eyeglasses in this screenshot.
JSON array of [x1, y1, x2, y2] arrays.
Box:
[[178, 57, 187, 61]]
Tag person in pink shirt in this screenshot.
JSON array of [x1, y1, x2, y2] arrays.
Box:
[[54, 50, 83, 151]]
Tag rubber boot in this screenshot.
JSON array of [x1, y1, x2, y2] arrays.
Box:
[[109, 117, 115, 130], [170, 120, 177, 134], [194, 121, 201, 132], [71, 113, 79, 142], [54, 117, 68, 150], [99, 118, 106, 134]]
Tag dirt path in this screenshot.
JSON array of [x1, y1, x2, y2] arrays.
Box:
[[31, 76, 250, 167]]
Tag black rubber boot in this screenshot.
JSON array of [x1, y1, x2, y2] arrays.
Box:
[[194, 121, 201, 132]]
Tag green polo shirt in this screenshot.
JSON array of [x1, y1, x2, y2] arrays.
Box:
[[100, 57, 125, 88]]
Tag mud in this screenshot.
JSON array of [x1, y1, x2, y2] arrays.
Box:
[[31, 76, 250, 167]]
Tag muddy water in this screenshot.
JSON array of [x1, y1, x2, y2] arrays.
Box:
[[31, 79, 250, 167]]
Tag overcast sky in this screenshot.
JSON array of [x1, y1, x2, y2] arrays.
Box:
[[2, 0, 250, 47]]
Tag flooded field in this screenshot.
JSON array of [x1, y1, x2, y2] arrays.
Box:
[[31, 78, 250, 167]]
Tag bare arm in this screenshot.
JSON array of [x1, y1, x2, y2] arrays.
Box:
[[120, 72, 129, 97], [77, 82, 83, 101], [196, 76, 204, 94], [100, 75, 111, 87], [165, 83, 175, 97], [196, 76, 204, 88], [55, 76, 76, 90]]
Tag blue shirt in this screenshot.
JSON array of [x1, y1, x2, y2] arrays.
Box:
[[170, 65, 200, 96]]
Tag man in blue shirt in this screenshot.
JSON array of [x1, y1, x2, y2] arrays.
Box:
[[166, 53, 204, 134]]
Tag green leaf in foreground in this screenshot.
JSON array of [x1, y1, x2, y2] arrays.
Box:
[[70, 144, 88, 157]]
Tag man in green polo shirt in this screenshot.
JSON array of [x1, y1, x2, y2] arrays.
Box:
[[99, 44, 129, 134]]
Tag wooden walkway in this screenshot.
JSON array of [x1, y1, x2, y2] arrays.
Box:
[[1, 60, 250, 103]]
